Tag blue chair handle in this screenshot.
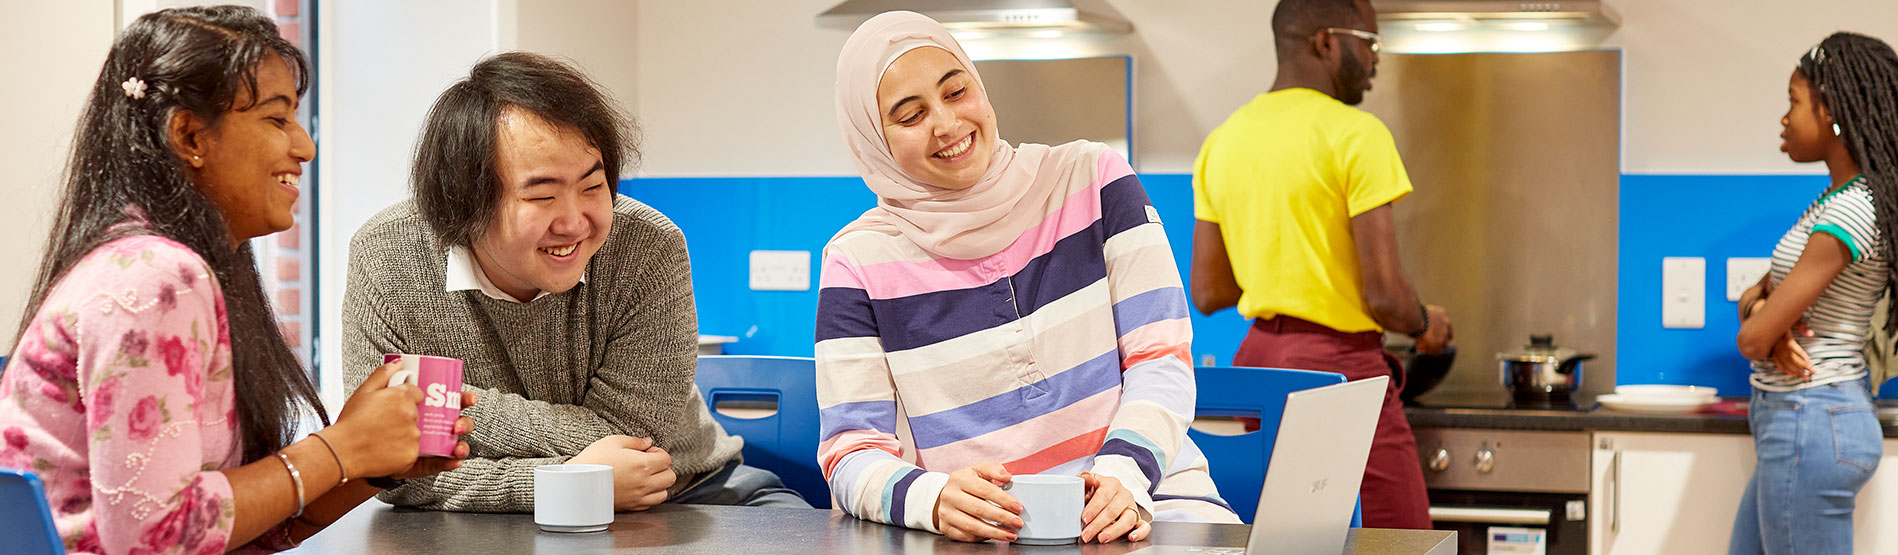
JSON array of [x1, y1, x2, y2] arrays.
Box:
[[1193, 407, 1264, 419], [707, 389, 780, 419]]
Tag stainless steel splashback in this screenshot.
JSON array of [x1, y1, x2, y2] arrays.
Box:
[[1356, 51, 1622, 401], [975, 56, 1132, 161]]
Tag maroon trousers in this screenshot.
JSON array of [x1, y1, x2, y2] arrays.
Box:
[[1232, 316, 1433, 530]]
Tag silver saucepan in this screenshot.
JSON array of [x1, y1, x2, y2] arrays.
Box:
[[1498, 334, 1596, 404]]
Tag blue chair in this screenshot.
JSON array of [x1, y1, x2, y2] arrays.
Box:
[[694, 355, 829, 508], [1, 468, 65, 554], [1190, 366, 1362, 527]]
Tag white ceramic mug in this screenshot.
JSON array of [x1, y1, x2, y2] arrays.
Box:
[[1008, 474, 1085, 545], [534, 464, 614, 533]]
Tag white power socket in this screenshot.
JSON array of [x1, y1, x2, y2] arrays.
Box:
[[1726, 257, 1772, 302], [1662, 257, 1705, 329], [749, 250, 811, 291]]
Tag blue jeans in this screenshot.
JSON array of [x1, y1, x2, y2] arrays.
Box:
[[1729, 379, 1882, 555], [668, 462, 811, 508]]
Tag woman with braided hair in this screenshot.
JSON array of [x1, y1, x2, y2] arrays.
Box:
[[1729, 32, 1898, 554]]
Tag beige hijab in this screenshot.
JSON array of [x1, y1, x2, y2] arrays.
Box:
[[834, 11, 1101, 260]]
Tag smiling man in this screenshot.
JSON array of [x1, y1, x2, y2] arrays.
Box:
[[341, 52, 806, 512]]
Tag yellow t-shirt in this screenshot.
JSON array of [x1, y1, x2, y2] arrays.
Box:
[[1192, 88, 1413, 333]]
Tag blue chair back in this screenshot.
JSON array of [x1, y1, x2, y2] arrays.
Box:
[[1190, 366, 1361, 526], [694, 355, 828, 508], [1, 468, 65, 555]]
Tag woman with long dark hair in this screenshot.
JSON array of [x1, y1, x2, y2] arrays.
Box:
[[1730, 32, 1898, 554], [0, 6, 473, 553]]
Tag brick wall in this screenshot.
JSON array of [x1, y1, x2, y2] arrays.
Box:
[[267, 0, 312, 365]]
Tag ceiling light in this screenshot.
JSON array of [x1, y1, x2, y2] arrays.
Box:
[[820, 1, 1133, 34], [1415, 21, 1467, 32]]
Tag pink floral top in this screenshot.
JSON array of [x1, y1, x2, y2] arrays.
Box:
[[0, 235, 293, 554]]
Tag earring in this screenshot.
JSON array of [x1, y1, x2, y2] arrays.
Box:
[[1833, 123, 1843, 136]]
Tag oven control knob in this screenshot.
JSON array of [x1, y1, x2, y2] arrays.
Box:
[[1427, 448, 1450, 472], [1474, 448, 1496, 474]]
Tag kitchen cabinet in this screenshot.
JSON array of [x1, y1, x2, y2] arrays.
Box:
[[1589, 432, 1752, 555], [1855, 441, 1898, 554], [1589, 432, 1898, 554]]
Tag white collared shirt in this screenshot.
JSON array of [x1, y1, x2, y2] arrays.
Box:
[[444, 246, 585, 303]]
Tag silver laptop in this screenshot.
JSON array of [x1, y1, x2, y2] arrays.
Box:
[[1135, 376, 1389, 555]]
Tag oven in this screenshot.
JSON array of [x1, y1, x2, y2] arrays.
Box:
[[1414, 428, 1591, 555]]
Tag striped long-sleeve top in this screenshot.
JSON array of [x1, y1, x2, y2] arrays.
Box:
[[815, 143, 1239, 533], [1751, 176, 1889, 391]]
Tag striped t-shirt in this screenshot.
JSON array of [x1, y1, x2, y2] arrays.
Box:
[[814, 143, 1239, 533], [1752, 176, 1889, 391]]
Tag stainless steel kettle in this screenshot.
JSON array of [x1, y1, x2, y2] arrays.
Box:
[[1498, 335, 1596, 403]]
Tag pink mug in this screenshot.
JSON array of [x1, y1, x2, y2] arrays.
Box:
[[383, 354, 465, 457]]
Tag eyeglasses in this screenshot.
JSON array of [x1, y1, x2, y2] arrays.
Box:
[[1324, 27, 1382, 54]]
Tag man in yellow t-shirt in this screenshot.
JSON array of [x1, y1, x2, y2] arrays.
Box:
[[1189, 0, 1453, 530]]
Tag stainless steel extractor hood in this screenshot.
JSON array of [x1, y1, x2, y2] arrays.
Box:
[[1375, 0, 1620, 28], [818, 0, 1133, 33]]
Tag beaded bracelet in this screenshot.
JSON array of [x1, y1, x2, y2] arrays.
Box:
[[275, 453, 306, 518], [307, 432, 349, 486]]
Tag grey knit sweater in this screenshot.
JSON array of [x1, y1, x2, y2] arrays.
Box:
[[341, 195, 743, 513]]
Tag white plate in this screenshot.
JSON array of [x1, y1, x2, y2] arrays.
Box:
[[1614, 385, 1719, 402], [1596, 393, 1715, 415]]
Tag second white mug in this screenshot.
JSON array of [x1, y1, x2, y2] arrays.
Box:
[[534, 464, 614, 533], [1008, 474, 1085, 545]]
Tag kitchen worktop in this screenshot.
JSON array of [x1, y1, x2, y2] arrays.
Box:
[[1405, 392, 1898, 438]]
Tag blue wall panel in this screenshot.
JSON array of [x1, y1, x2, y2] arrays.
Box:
[[622, 176, 876, 357], [623, 174, 1252, 364], [630, 172, 1894, 397], [1142, 174, 1255, 367], [1615, 174, 1833, 395]]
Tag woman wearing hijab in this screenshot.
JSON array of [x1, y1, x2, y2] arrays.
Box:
[[814, 11, 1240, 545]]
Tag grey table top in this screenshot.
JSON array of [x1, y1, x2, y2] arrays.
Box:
[[284, 501, 1455, 555]]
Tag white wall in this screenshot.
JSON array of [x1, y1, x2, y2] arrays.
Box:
[[631, 0, 1281, 176], [316, 0, 506, 404], [304, 0, 1898, 400], [631, 0, 847, 177], [1605, 0, 1898, 173], [14, 0, 1896, 375], [628, 0, 1898, 176], [6, 0, 1888, 411], [516, 0, 640, 120], [0, 1, 117, 351], [118, 0, 268, 24]]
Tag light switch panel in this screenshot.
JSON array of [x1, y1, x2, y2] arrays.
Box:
[[1663, 257, 1705, 329], [1726, 257, 1772, 302], [749, 250, 811, 291]]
